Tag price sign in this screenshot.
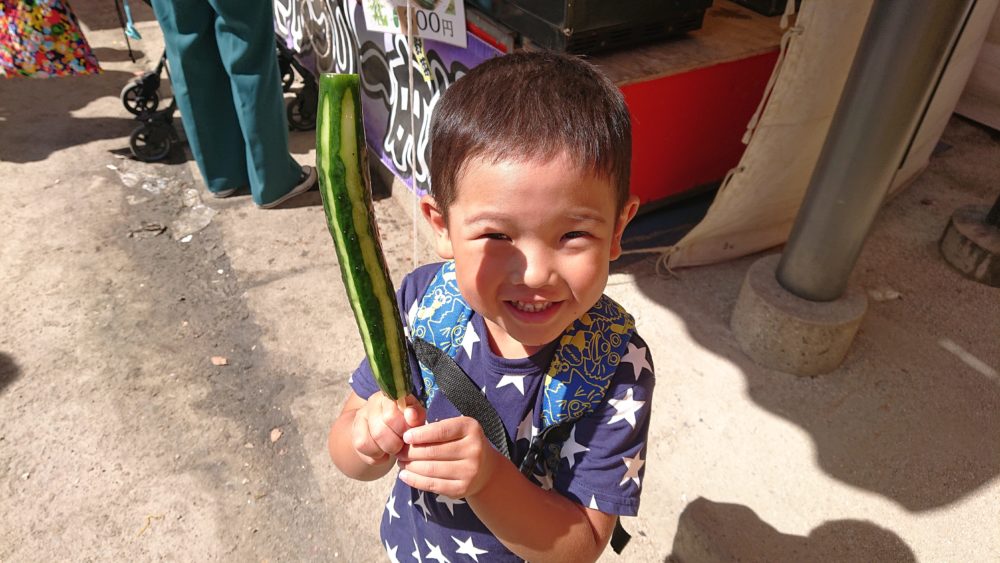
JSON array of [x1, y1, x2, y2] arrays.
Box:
[[361, 0, 468, 49]]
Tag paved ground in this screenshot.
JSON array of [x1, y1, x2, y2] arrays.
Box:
[[1, 2, 998, 561]]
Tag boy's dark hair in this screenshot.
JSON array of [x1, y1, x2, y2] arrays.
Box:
[[430, 50, 632, 218]]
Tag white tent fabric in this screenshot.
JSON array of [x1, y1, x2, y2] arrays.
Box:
[[665, 0, 998, 269]]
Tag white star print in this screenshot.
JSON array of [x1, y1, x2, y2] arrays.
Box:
[[411, 490, 430, 521], [452, 536, 488, 562], [385, 541, 400, 563], [607, 387, 645, 428], [385, 493, 400, 523], [412, 538, 423, 563], [621, 342, 652, 381], [461, 320, 479, 358], [516, 411, 538, 443], [497, 374, 526, 395], [560, 425, 590, 468], [436, 494, 466, 516], [620, 450, 645, 487], [425, 539, 451, 563], [589, 495, 599, 510]]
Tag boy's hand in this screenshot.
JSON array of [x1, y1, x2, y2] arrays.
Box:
[[396, 416, 502, 499], [351, 394, 425, 465]]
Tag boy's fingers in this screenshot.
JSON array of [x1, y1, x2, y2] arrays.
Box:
[[396, 459, 459, 479], [377, 398, 409, 437], [398, 469, 462, 498], [396, 441, 462, 462], [369, 417, 405, 455], [403, 405, 426, 428], [403, 416, 474, 445], [352, 415, 391, 461]]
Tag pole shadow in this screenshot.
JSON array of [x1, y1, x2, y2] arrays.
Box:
[[667, 497, 916, 563], [619, 119, 1000, 513], [0, 352, 22, 396], [624, 246, 1000, 512]]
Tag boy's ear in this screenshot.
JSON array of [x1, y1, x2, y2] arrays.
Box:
[[610, 195, 640, 261], [419, 194, 455, 259]]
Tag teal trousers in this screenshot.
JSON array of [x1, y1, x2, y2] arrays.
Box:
[[151, 0, 301, 205]]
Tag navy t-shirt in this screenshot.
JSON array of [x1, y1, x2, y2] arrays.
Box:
[[350, 263, 656, 562]]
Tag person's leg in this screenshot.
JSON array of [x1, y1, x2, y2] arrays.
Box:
[[150, 0, 249, 194], [208, 0, 303, 206]]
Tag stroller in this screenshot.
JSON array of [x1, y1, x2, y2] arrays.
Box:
[[114, 0, 179, 162], [116, 0, 318, 162], [120, 49, 179, 162]]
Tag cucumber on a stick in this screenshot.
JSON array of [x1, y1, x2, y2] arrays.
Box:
[[316, 73, 412, 410]]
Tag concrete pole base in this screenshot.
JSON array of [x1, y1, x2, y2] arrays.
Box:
[[731, 254, 868, 376], [939, 204, 1000, 287]]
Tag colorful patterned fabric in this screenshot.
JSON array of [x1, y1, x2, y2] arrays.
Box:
[[351, 262, 655, 562], [541, 294, 635, 427], [409, 260, 636, 428], [408, 260, 474, 406], [1, 0, 101, 78]]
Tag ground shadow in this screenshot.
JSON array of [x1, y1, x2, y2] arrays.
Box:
[[73, 0, 158, 32], [287, 127, 318, 155], [626, 247, 1000, 512], [0, 352, 22, 395], [622, 120, 1000, 512], [91, 47, 146, 63], [667, 498, 916, 562], [0, 69, 138, 163]]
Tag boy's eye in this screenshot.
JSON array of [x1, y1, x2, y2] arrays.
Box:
[[562, 231, 589, 240], [483, 232, 511, 241]]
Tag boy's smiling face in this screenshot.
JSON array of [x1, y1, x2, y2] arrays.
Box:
[[422, 152, 639, 358]]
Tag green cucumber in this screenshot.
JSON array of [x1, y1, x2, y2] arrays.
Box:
[[316, 73, 411, 407]]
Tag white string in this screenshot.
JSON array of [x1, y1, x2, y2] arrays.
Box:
[[406, 1, 418, 269], [741, 23, 802, 145], [780, 0, 798, 30]]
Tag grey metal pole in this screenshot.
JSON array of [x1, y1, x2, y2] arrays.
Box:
[[776, 0, 975, 302]]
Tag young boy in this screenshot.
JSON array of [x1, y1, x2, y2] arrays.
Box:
[[328, 51, 655, 562]]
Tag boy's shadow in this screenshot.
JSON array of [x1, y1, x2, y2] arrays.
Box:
[[667, 498, 916, 562]]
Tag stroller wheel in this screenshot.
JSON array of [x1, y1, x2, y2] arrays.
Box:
[[121, 80, 160, 115], [130, 123, 173, 162], [286, 95, 316, 131]]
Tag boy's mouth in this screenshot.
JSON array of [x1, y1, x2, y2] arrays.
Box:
[[510, 300, 555, 313]]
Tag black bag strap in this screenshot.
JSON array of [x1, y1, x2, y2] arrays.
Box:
[[413, 338, 512, 460], [412, 337, 632, 554]]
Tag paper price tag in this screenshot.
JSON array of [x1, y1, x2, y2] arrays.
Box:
[[362, 0, 468, 48]]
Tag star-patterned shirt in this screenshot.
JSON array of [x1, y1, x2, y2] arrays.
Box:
[[350, 263, 656, 562]]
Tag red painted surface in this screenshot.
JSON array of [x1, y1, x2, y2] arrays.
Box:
[[621, 49, 780, 206], [467, 20, 510, 53]]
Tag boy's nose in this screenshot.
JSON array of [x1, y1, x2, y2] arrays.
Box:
[[518, 246, 557, 289]]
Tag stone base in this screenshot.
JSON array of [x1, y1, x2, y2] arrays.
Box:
[[731, 254, 868, 376], [939, 204, 1000, 287]]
